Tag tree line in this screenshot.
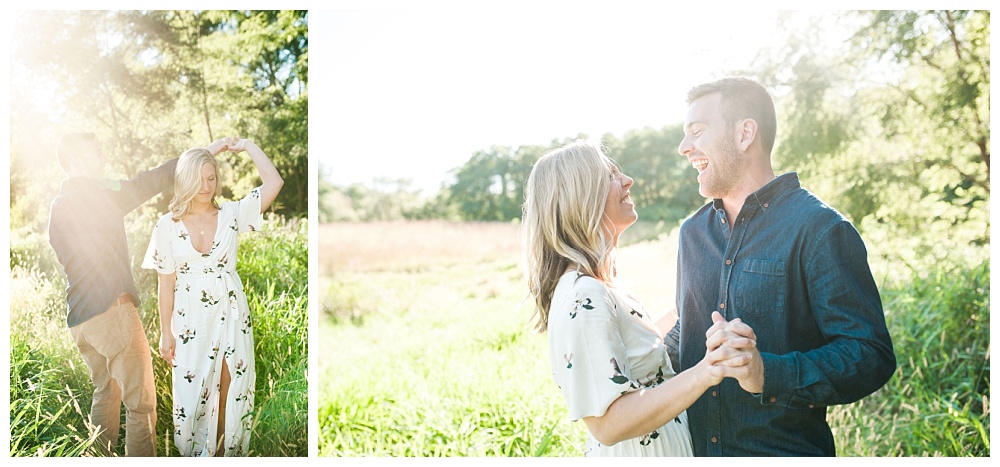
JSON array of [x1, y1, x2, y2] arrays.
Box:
[[10, 10, 309, 237], [320, 10, 989, 266]]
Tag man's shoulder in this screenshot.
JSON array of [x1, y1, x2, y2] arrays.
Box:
[[785, 187, 853, 228], [49, 178, 96, 213]]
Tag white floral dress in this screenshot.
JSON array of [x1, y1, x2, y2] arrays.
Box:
[[142, 188, 262, 456], [547, 272, 693, 457]]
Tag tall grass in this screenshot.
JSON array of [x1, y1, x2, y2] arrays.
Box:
[[830, 259, 990, 456], [9, 332, 97, 457], [8, 216, 308, 457], [317, 220, 989, 457], [317, 258, 587, 456]]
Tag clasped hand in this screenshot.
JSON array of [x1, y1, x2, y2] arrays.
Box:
[[205, 136, 252, 155], [702, 311, 764, 393]]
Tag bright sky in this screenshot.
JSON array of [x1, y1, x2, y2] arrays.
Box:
[[312, 5, 788, 194]]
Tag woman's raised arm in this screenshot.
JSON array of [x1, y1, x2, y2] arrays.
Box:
[[228, 137, 284, 213]]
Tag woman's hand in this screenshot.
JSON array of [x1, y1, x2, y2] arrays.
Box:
[[159, 332, 177, 366], [704, 312, 764, 393], [225, 136, 253, 153]]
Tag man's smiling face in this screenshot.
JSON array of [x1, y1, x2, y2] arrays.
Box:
[[678, 92, 745, 199]]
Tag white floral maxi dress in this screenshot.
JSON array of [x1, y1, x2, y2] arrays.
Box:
[[547, 272, 694, 456], [142, 188, 262, 456]]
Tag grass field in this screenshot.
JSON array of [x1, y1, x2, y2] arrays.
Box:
[[317, 220, 581, 455], [316, 220, 990, 457], [9, 216, 309, 457]]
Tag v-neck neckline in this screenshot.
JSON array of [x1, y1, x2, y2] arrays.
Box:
[[181, 210, 221, 255]]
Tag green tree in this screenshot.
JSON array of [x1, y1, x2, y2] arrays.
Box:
[[213, 10, 309, 217], [9, 10, 309, 230], [445, 145, 536, 222], [746, 10, 989, 270]]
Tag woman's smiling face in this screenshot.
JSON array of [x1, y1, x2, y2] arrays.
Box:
[[603, 163, 637, 237]]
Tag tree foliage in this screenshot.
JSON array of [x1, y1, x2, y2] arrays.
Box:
[[318, 164, 451, 222], [444, 145, 539, 222], [9, 10, 309, 232], [744, 10, 989, 272]]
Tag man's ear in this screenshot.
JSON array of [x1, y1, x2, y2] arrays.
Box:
[[60, 155, 83, 175], [737, 118, 758, 152]]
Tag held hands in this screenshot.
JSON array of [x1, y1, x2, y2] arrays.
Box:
[[205, 138, 230, 156], [205, 136, 254, 156], [703, 311, 764, 393], [223, 136, 253, 153]]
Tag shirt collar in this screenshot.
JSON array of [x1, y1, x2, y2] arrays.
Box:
[[711, 172, 800, 212]]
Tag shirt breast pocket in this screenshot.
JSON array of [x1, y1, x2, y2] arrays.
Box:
[[734, 259, 786, 318]]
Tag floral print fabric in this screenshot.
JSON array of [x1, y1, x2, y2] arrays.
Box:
[[143, 187, 263, 456], [547, 272, 693, 456]]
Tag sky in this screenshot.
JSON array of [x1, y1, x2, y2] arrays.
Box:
[[312, 5, 793, 194]]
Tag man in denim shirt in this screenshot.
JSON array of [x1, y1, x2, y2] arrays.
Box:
[[665, 77, 896, 456]]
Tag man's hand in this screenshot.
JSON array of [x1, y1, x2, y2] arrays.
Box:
[[205, 138, 230, 156], [706, 311, 765, 393]]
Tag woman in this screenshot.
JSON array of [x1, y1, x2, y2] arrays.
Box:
[[521, 139, 751, 456], [143, 137, 283, 456]]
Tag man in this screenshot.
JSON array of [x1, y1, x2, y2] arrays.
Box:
[[48, 133, 226, 456], [665, 77, 896, 456]]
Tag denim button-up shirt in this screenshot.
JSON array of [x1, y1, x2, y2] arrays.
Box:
[[666, 173, 895, 456]]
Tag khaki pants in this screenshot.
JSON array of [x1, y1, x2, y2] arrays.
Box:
[[70, 300, 157, 456]]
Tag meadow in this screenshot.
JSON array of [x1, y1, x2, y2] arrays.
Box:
[[8, 216, 309, 457], [317, 220, 990, 457]]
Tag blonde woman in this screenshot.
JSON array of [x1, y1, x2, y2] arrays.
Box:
[[142, 137, 282, 456], [522, 139, 754, 456]]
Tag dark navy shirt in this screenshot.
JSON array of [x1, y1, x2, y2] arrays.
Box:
[[666, 173, 895, 456], [48, 158, 177, 327]]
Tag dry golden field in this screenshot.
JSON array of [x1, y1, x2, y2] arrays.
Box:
[[318, 220, 523, 275], [317, 220, 680, 324]]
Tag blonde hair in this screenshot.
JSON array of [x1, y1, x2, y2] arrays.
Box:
[[169, 148, 221, 221], [521, 139, 618, 332]]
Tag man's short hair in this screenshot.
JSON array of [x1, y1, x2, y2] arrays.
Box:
[[687, 77, 777, 155], [56, 132, 98, 171]]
